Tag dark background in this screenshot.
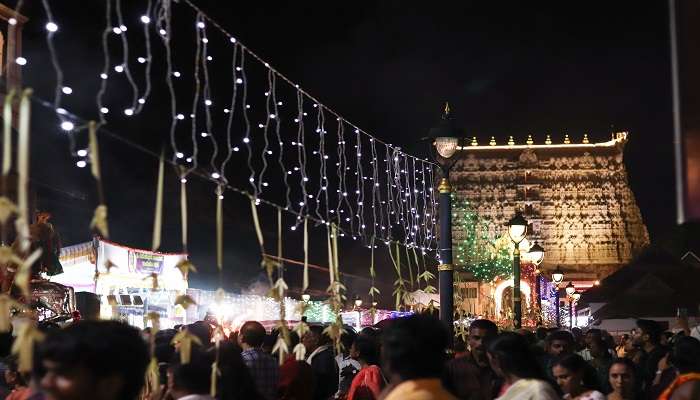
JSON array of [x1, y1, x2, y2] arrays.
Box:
[[9, 1, 676, 304]]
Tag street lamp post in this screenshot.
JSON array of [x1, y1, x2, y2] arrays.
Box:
[[424, 103, 461, 341], [529, 242, 545, 312], [551, 266, 564, 328], [507, 212, 528, 329], [565, 282, 575, 329]]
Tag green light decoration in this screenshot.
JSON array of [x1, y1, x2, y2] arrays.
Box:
[[452, 194, 512, 282]]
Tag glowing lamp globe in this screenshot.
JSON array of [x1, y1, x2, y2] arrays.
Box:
[[434, 137, 459, 159], [507, 212, 528, 244], [301, 294, 310, 303], [572, 292, 581, 302], [565, 282, 575, 296], [529, 242, 545, 266], [551, 267, 564, 286]]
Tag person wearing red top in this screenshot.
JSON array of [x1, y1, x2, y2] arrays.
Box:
[[347, 336, 384, 400], [279, 332, 313, 400]]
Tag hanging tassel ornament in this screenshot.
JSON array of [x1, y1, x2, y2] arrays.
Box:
[[0, 295, 25, 332], [14, 249, 42, 297], [11, 322, 44, 372], [88, 122, 109, 238], [151, 151, 165, 251], [171, 329, 202, 364], [15, 89, 32, 253]]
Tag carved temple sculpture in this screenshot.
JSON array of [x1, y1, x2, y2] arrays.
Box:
[[450, 132, 650, 321]]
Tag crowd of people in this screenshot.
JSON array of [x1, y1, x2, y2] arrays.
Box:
[[0, 315, 697, 400]]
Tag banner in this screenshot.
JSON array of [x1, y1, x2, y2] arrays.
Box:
[[129, 251, 164, 274]]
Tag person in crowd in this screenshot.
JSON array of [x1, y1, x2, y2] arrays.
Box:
[[578, 329, 602, 361], [589, 337, 613, 392], [539, 330, 575, 380], [381, 314, 455, 400], [347, 336, 384, 400], [238, 321, 279, 400], [657, 336, 700, 400], [336, 330, 361, 399], [443, 319, 501, 400], [660, 331, 674, 348], [303, 325, 337, 400], [4, 355, 30, 400], [167, 354, 214, 400], [535, 327, 549, 350], [486, 332, 559, 400], [607, 358, 640, 400], [453, 338, 469, 359], [38, 320, 149, 400], [551, 353, 605, 400], [279, 332, 313, 400], [632, 319, 667, 393], [215, 341, 263, 400], [615, 335, 629, 358]]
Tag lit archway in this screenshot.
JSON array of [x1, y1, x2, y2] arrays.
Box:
[[494, 279, 532, 317]]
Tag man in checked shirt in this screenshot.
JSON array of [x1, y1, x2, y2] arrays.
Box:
[[239, 321, 280, 400]]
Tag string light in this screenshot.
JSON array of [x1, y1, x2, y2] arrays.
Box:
[[8, 18, 16, 25], [76, 160, 87, 168], [100, 107, 109, 114], [77, 149, 88, 157], [15, 57, 27, 66], [60, 121, 74, 131], [45, 22, 58, 32], [140, 15, 151, 24]]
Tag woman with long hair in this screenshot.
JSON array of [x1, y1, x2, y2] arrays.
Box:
[[658, 336, 700, 400], [606, 358, 640, 400], [486, 332, 559, 400], [551, 354, 605, 399]]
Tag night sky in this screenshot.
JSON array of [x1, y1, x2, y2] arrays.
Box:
[[10, 1, 676, 303]]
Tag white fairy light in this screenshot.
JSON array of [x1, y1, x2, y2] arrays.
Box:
[[114, 65, 124, 73], [202, 38, 209, 44], [263, 182, 269, 187], [197, 21, 205, 29], [235, 78, 243, 84], [233, 147, 240, 152], [201, 132, 208, 137], [211, 172, 221, 179], [119, 25, 127, 31], [218, 194, 224, 200], [112, 27, 122, 34], [258, 124, 264, 128], [159, 29, 166, 36], [230, 37, 236, 43], [8, 18, 16, 25], [46, 22, 58, 32], [173, 71, 181, 78], [77, 149, 88, 157], [206, 55, 213, 61], [175, 152, 184, 159], [205, 99, 212, 106], [138, 98, 145, 104], [124, 108, 134, 116], [56, 108, 67, 115], [100, 107, 109, 114], [76, 160, 87, 168], [235, 67, 242, 71], [140, 15, 151, 24], [100, 73, 108, 79], [15, 57, 27, 66], [137, 57, 146, 64], [176, 114, 185, 120], [186, 157, 193, 163], [60, 121, 74, 131], [243, 137, 250, 143], [180, 178, 187, 183]]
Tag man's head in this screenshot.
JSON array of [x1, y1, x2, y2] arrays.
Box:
[[168, 356, 212, 399], [468, 319, 498, 364], [302, 325, 324, 354], [237, 321, 266, 350], [39, 320, 149, 400], [545, 330, 575, 358], [634, 319, 661, 347], [381, 315, 448, 382], [585, 329, 602, 347]]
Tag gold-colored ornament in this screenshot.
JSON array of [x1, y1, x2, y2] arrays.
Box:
[[11, 322, 45, 372], [90, 204, 109, 238], [171, 330, 202, 364], [175, 259, 197, 279], [0, 197, 17, 225], [174, 294, 197, 309], [14, 249, 42, 297]]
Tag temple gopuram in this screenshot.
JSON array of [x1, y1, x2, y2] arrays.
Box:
[[452, 132, 650, 322]]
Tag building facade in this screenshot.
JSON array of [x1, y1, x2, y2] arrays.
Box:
[[451, 133, 650, 321]]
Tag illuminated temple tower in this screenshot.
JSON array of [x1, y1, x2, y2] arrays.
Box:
[[452, 132, 650, 318]]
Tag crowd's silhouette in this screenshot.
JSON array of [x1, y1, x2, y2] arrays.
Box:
[[0, 315, 698, 400]]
